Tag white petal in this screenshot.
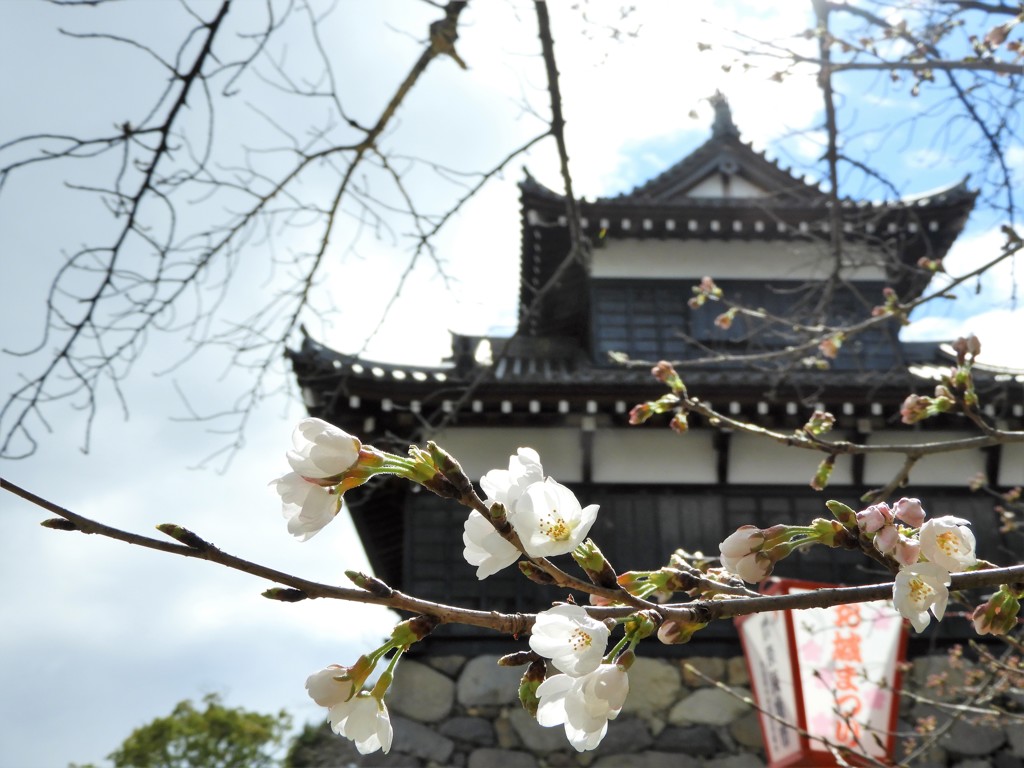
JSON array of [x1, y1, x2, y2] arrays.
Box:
[[536, 675, 573, 727], [462, 511, 520, 579], [305, 666, 351, 707]]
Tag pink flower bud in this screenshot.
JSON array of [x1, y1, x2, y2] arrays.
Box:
[[856, 503, 893, 533], [873, 524, 899, 555], [893, 497, 926, 528]]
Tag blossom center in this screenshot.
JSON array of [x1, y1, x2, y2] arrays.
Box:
[[908, 576, 935, 607], [936, 531, 963, 556], [538, 510, 571, 541], [568, 628, 593, 651]]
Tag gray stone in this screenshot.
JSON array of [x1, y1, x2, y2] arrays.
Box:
[[681, 656, 726, 688], [438, 716, 495, 747], [993, 755, 1024, 768], [668, 687, 751, 726], [727, 656, 750, 687], [1009, 722, 1024, 757], [593, 717, 653, 755], [546, 754, 577, 767], [467, 748, 538, 768], [912, 703, 1006, 757], [389, 715, 455, 764], [704, 756, 766, 768], [954, 761, 1001, 768], [507, 706, 572, 754], [944, 716, 1006, 757], [621, 658, 681, 715], [729, 710, 764, 750], [494, 712, 523, 749], [456, 655, 524, 706], [911, 654, 978, 702], [387, 658, 455, 723], [653, 724, 720, 756], [592, 752, 698, 768], [427, 654, 466, 677]]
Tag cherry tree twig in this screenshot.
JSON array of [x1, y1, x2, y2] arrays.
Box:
[[4, 477, 1022, 636]]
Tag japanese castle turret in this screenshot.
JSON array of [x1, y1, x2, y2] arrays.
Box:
[[289, 95, 1023, 653]]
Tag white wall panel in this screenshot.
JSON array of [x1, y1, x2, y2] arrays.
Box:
[[592, 429, 716, 483], [863, 430, 986, 487], [999, 442, 1024, 486], [729, 432, 853, 485], [592, 240, 885, 281]]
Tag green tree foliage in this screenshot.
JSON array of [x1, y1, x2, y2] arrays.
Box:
[[72, 693, 291, 768]]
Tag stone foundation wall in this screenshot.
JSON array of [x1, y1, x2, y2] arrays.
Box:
[[290, 653, 1024, 768]]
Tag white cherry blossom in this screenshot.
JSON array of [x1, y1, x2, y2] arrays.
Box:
[[480, 447, 544, 511], [893, 562, 951, 633], [536, 664, 629, 752], [305, 667, 392, 754], [286, 418, 361, 480], [328, 694, 393, 755], [529, 604, 609, 676], [272, 472, 340, 541], [514, 479, 599, 558], [305, 664, 354, 707], [719, 527, 770, 583], [462, 510, 521, 579], [919, 516, 977, 571]]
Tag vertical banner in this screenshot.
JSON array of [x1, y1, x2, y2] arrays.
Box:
[[738, 579, 907, 767]]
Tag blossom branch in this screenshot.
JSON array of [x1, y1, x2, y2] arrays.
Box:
[[6, 477, 1024, 639]]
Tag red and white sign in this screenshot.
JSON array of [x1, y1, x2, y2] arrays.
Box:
[[737, 579, 908, 767]]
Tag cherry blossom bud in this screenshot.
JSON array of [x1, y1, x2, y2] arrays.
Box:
[[345, 570, 393, 597], [810, 455, 835, 491], [900, 394, 930, 424], [518, 659, 546, 716], [818, 335, 843, 359], [804, 410, 836, 435], [669, 413, 689, 434], [390, 615, 439, 647], [262, 587, 308, 602], [519, 561, 558, 585], [657, 618, 709, 645], [893, 497, 926, 528], [499, 651, 542, 667], [629, 403, 654, 425], [856, 502, 893, 533], [572, 539, 618, 589], [971, 586, 1022, 636], [650, 360, 676, 384], [286, 418, 361, 480], [826, 500, 858, 527]]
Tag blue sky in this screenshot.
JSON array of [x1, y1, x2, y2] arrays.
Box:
[[1, 2, 1020, 766]]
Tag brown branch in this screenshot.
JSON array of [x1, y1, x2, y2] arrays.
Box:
[[5, 477, 1024, 639]]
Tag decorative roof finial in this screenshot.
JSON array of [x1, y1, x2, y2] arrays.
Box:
[[709, 91, 739, 138]]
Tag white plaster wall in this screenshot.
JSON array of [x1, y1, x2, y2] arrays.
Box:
[[999, 442, 1024, 486], [863, 431, 986, 487], [592, 429, 716, 484], [431, 427, 583, 482], [728, 432, 854, 485], [592, 239, 886, 281], [686, 174, 767, 198]]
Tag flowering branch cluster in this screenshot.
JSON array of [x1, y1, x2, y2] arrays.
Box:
[[7, 405, 1023, 758], [714, 495, 1021, 637], [900, 334, 982, 426], [628, 354, 1024, 501], [256, 412, 1022, 756]]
